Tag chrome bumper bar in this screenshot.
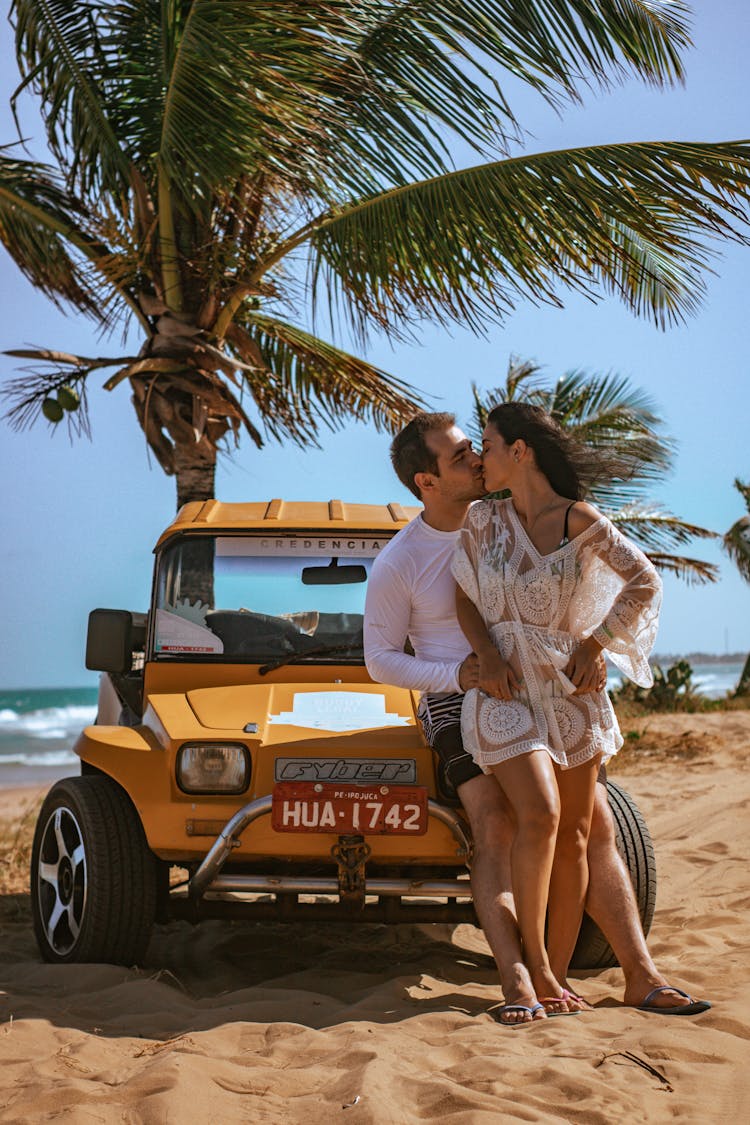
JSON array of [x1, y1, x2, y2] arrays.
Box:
[[188, 796, 472, 902], [202, 874, 471, 897]]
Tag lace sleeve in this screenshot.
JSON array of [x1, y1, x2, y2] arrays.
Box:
[[450, 503, 486, 609], [586, 522, 662, 688]]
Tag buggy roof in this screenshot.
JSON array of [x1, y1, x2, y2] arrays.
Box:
[[155, 499, 421, 549]]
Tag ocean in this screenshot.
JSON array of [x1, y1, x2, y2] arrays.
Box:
[[0, 664, 745, 790], [0, 685, 98, 790]]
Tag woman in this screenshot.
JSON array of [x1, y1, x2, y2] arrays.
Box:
[[452, 402, 661, 1018]]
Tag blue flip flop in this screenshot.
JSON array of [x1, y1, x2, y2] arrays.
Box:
[[637, 986, 712, 1016], [494, 1002, 545, 1028]]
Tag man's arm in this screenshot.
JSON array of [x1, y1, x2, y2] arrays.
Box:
[[364, 559, 468, 693]]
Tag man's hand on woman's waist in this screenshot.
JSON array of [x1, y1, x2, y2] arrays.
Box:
[[458, 652, 480, 692]]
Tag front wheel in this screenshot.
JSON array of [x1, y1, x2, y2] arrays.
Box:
[[570, 779, 657, 970], [31, 775, 157, 965]]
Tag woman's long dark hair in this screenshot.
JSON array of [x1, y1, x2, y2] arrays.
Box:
[[487, 402, 608, 501]]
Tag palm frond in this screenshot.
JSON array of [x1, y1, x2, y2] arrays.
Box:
[[609, 505, 718, 550], [546, 371, 659, 427], [468, 363, 543, 445], [11, 0, 130, 194], [305, 140, 750, 340], [10, 2, 693, 208], [0, 347, 123, 436], [154, 1, 452, 205], [0, 150, 150, 330], [110, 1, 694, 208], [148, 0, 693, 204], [609, 507, 718, 584], [470, 367, 717, 584], [546, 372, 669, 457], [723, 516, 750, 583], [733, 478, 750, 513], [233, 314, 426, 446], [548, 372, 674, 501], [642, 552, 719, 585], [0, 151, 102, 317], [361, 1, 690, 118], [504, 358, 545, 402], [469, 382, 490, 440], [471, 363, 675, 507], [721, 482, 750, 582]]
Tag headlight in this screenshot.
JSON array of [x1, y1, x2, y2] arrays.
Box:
[[176, 743, 250, 794]]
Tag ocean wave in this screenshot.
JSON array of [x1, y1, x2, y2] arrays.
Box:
[[0, 704, 97, 738], [0, 750, 79, 767]]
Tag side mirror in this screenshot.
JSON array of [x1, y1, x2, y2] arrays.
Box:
[[86, 609, 148, 673]]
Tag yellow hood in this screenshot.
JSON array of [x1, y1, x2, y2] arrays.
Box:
[[143, 681, 424, 751]]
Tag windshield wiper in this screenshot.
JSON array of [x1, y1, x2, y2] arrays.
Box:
[[259, 638, 364, 676]]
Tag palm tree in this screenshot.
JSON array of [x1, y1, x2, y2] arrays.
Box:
[[2, 3, 750, 507], [723, 480, 750, 695], [470, 359, 718, 584], [723, 480, 750, 582]]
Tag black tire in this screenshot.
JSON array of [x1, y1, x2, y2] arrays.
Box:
[[570, 779, 657, 970], [30, 775, 157, 965]]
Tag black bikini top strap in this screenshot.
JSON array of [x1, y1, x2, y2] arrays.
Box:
[[562, 501, 576, 543]]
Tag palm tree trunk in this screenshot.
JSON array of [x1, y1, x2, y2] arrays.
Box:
[[174, 442, 217, 509], [734, 653, 750, 698]]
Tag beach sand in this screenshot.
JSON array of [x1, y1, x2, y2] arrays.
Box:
[[1, 711, 748, 1122]]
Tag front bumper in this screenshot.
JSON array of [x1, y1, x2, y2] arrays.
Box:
[[177, 797, 476, 923]]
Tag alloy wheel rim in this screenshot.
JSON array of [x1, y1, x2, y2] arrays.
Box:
[[37, 806, 87, 955]]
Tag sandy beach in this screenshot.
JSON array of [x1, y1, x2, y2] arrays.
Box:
[[1, 710, 748, 1123]]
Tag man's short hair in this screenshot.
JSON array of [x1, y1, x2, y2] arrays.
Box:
[[390, 412, 456, 499]]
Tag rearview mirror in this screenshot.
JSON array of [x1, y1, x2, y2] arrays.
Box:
[[301, 562, 367, 585]]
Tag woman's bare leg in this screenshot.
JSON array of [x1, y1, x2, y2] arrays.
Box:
[[491, 750, 565, 1011], [547, 753, 602, 1000]]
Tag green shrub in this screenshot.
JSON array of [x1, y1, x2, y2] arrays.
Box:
[[610, 659, 703, 712]]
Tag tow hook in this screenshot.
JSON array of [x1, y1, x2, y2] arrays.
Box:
[[331, 835, 371, 912]]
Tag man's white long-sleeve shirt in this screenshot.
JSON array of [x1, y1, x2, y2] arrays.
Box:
[[364, 513, 470, 693]]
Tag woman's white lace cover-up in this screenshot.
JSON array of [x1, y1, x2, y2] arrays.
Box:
[[451, 499, 662, 771]]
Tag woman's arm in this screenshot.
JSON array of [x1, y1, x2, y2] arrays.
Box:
[[561, 503, 608, 692], [566, 509, 662, 689], [455, 583, 520, 700]]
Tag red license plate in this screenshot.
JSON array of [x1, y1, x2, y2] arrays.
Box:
[[272, 782, 429, 835]]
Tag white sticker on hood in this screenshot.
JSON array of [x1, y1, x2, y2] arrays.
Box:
[[268, 691, 411, 732]]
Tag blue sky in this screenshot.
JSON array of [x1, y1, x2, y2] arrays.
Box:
[[1, 3, 749, 688]]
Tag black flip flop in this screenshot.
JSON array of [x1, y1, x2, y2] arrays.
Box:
[[637, 986, 712, 1016]]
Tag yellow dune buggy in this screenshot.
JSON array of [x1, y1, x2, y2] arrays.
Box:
[[30, 500, 655, 966]]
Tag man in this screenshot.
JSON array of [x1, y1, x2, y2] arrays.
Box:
[[364, 411, 707, 1024]]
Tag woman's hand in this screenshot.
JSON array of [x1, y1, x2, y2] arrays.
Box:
[[565, 636, 605, 694], [478, 646, 520, 700]]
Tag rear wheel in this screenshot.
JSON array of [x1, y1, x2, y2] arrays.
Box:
[[570, 779, 657, 970], [31, 775, 157, 965]]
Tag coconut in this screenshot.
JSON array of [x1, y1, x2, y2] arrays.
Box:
[[57, 385, 80, 412], [42, 397, 64, 423]]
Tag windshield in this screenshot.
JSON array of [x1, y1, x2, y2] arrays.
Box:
[[153, 533, 391, 663]]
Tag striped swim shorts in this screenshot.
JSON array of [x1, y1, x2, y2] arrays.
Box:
[[418, 692, 482, 794]]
